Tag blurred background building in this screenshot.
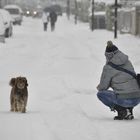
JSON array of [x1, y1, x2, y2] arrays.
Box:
[[120, 0, 140, 5], [0, 0, 140, 36]]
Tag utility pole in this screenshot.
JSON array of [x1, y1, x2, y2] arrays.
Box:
[[114, 0, 118, 38], [75, 0, 78, 24], [111, 0, 121, 38], [0, 0, 2, 8], [91, 0, 94, 31], [66, 0, 70, 20]]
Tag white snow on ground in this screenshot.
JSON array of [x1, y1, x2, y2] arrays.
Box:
[[0, 15, 140, 140]]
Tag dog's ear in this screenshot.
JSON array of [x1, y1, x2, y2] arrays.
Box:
[[24, 77, 28, 86], [9, 78, 16, 87]]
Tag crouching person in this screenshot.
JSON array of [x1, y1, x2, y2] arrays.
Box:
[[97, 41, 140, 120]]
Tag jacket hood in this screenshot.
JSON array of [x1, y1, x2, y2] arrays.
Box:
[[105, 50, 128, 65]]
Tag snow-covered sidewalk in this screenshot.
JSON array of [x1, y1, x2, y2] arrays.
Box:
[[0, 15, 140, 140]]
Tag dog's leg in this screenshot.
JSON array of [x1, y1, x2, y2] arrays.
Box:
[[13, 100, 16, 112], [10, 92, 14, 112], [17, 101, 20, 112], [22, 96, 27, 113], [11, 102, 14, 112], [22, 102, 26, 113], [21, 106, 26, 113], [14, 98, 19, 112], [22, 108, 26, 113]]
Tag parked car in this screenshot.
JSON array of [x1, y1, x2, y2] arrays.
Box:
[[0, 9, 13, 37], [4, 4, 23, 25], [0, 13, 5, 43]]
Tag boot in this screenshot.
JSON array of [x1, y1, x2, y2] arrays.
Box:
[[114, 109, 127, 120], [113, 105, 134, 120], [127, 107, 133, 115], [124, 107, 134, 120], [113, 105, 127, 120]]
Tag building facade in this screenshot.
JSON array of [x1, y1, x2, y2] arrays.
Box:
[[120, 0, 140, 5]]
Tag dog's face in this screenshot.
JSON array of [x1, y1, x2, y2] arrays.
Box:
[[10, 77, 28, 89], [16, 77, 27, 89]]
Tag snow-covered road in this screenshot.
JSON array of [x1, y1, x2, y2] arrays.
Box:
[[0, 15, 140, 140]]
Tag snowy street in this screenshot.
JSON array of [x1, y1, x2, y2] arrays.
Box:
[[0, 15, 140, 140]]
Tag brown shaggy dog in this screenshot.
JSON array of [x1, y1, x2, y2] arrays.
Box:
[[9, 76, 28, 113]]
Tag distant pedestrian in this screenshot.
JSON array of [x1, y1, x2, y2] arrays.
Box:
[[42, 12, 49, 31], [49, 11, 57, 31]]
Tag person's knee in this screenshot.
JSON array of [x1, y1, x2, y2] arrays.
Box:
[[97, 91, 112, 100], [97, 91, 104, 100]]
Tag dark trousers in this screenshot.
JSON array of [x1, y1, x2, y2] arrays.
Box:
[[50, 22, 55, 31], [43, 22, 48, 31], [97, 90, 140, 108]]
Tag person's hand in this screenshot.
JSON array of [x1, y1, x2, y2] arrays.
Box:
[[96, 84, 100, 90]]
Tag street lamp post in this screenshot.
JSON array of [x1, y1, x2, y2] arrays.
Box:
[[91, 0, 94, 31], [75, 0, 78, 24], [113, 0, 121, 38], [66, 0, 70, 20], [0, 0, 2, 8], [114, 0, 118, 38]]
